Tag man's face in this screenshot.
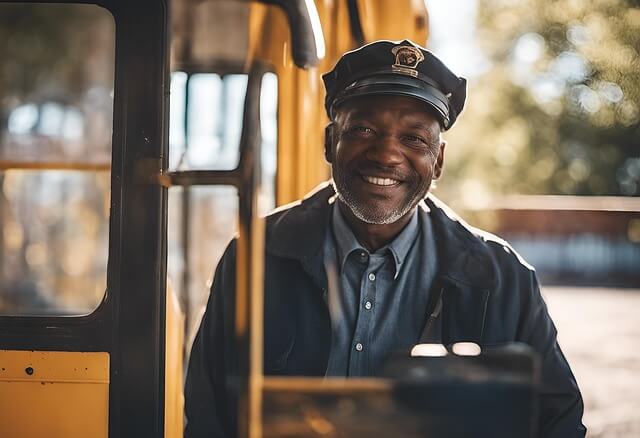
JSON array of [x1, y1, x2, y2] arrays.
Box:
[[326, 95, 445, 225]]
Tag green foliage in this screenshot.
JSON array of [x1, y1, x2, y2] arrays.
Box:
[[438, 0, 640, 203]]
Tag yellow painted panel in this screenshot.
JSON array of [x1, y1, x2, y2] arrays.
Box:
[[249, 1, 337, 205], [248, 1, 429, 205], [0, 350, 109, 438], [165, 281, 185, 438], [357, 0, 429, 45]]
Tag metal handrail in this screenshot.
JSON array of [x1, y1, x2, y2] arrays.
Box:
[[157, 62, 266, 438]]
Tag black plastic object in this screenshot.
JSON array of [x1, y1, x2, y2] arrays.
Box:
[[346, 0, 365, 46], [259, 0, 323, 68], [380, 343, 541, 438]]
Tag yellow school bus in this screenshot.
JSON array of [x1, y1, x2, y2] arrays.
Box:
[[0, 1, 429, 437]]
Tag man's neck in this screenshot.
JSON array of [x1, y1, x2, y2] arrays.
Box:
[[337, 201, 415, 252]]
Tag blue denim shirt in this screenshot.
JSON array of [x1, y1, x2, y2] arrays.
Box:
[[323, 202, 439, 377]]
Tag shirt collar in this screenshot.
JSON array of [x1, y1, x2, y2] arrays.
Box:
[[387, 208, 420, 275], [331, 203, 420, 278], [331, 203, 365, 273]]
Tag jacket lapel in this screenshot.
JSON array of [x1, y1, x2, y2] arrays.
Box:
[[440, 281, 490, 344], [422, 195, 497, 345], [418, 281, 491, 345], [265, 182, 334, 293]]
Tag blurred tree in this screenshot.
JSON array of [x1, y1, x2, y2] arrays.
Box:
[[0, 4, 111, 132], [439, 0, 640, 204], [0, 4, 114, 313]]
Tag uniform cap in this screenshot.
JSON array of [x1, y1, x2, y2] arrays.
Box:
[[322, 40, 467, 130]]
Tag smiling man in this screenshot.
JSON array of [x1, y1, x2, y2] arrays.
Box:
[[328, 95, 443, 243], [185, 40, 586, 438]]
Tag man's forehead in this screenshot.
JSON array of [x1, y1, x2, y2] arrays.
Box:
[[336, 95, 442, 126]]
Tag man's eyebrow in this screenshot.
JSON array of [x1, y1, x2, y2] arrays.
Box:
[[407, 122, 433, 130], [407, 122, 439, 136]]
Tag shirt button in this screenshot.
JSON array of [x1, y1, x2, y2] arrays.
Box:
[[359, 251, 368, 260], [355, 343, 363, 352], [364, 301, 372, 310], [368, 273, 376, 282]]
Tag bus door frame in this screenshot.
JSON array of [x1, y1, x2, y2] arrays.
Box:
[[0, 1, 170, 437]]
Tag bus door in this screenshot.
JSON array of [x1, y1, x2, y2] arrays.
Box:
[[0, 1, 169, 437]]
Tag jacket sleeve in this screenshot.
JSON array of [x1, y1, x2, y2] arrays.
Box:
[[517, 271, 586, 438], [184, 240, 237, 438]]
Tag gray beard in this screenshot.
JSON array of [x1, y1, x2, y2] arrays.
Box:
[[332, 177, 426, 225]]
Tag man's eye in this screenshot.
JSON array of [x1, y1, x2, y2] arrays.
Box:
[[404, 135, 427, 145], [348, 126, 374, 135]]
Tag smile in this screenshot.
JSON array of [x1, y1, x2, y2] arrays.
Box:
[[362, 175, 400, 186]]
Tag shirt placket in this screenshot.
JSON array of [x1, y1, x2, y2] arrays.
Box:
[[348, 252, 384, 377]]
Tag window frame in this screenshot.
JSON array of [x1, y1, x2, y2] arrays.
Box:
[[0, 1, 170, 436]]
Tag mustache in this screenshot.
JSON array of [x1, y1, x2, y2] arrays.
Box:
[[351, 162, 411, 181]]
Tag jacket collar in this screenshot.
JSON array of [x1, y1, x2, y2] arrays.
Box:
[[424, 195, 498, 290], [265, 182, 498, 291], [266, 181, 334, 260]]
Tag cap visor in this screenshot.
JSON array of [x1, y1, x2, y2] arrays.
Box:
[[332, 74, 450, 127]]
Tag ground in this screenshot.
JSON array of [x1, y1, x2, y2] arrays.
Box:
[[544, 287, 640, 438]]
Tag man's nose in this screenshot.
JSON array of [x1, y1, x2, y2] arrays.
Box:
[[365, 134, 403, 166]]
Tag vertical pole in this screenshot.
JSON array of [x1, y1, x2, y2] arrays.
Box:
[[0, 110, 7, 289], [181, 73, 192, 358], [235, 66, 265, 438], [0, 175, 5, 288]]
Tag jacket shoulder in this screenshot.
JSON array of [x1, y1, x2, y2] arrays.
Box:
[[426, 194, 535, 275], [265, 181, 334, 223]]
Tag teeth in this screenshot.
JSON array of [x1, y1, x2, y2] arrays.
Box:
[[363, 176, 398, 186]]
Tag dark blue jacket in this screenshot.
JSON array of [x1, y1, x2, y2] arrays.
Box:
[[185, 182, 586, 438]]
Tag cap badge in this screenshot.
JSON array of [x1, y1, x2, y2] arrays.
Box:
[[391, 45, 424, 77]]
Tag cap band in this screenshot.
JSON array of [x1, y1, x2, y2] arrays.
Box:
[[330, 73, 451, 127]]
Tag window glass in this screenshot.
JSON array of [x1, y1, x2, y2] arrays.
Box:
[[0, 4, 114, 316], [169, 73, 249, 171], [168, 72, 277, 341]]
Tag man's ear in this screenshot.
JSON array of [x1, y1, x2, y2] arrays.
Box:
[[324, 122, 336, 163], [433, 139, 446, 180]]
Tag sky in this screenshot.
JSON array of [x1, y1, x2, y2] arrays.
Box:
[[426, 0, 489, 78]]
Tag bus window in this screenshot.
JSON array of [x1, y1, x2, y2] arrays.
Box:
[[0, 4, 114, 316], [168, 71, 278, 343]]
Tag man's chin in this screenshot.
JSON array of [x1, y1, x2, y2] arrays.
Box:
[[340, 197, 408, 225], [353, 211, 405, 225]]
